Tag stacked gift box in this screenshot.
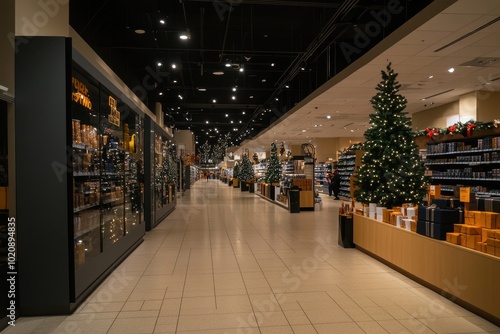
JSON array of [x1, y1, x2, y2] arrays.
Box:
[[476, 197, 500, 213], [417, 205, 460, 240], [379, 205, 417, 232]]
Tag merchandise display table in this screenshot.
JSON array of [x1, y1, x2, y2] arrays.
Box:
[[354, 214, 500, 325]]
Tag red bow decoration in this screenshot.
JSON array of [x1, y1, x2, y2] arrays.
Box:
[[466, 123, 477, 137], [425, 128, 438, 141], [447, 125, 457, 135]]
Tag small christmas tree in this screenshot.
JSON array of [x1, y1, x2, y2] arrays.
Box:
[[354, 63, 427, 207], [233, 163, 240, 180], [265, 142, 282, 184], [239, 154, 255, 181]]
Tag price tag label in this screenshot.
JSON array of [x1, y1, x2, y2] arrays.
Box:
[[430, 185, 436, 196], [460, 187, 471, 203]]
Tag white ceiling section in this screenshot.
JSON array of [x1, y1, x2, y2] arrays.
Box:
[[243, 0, 500, 149]]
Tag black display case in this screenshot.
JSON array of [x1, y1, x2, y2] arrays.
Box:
[[15, 37, 145, 315]]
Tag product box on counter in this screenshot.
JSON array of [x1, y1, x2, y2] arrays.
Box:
[[446, 232, 461, 245], [417, 206, 460, 224], [417, 220, 454, 240], [382, 209, 393, 224], [432, 198, 462, 209]]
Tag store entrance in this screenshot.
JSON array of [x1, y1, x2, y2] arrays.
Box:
[[0, 100, 10, 330]]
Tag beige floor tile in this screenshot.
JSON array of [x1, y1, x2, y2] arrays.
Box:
[[122, 300, 144, 311], [129, 288, 167, 301], [176, 312, 259, 331], [107, 317, 157, 334], [117, 310, 160, 318], [290, 324, 319, 334], [315, 322, 365, 334], [77, 301, 125, 313], [52, 319, 115, 334], [259, 326, 295, 333], [356, 320, 390, 334]]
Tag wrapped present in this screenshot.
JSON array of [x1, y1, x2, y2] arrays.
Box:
[[477, 197, 500, 213], [484, 212, 500, 229], [406, 207, 417, 220], [396, 215, 405, 228], [446, 232, 461, 245], [369, 203, 377, 212], [454, 224, 466, 233], [486, 238, 495, 247], [417, 220, 454, 240], [487, 245, 495, 255], [466, 234, 481, 249], [417, 206, 460, 224], [432, 198, 462, 209], [376, 207, 387, 221], [390, 212, 403, 225], [464, 211, 476, 225], [382, 209, 394, 224], [462, 225, 482, 235], [369, 211, 376, 219]]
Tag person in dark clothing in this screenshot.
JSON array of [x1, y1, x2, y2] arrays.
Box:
[[328, 170, 341, 199]]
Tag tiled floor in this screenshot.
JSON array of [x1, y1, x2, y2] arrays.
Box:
[[4, 180, 500, 333]]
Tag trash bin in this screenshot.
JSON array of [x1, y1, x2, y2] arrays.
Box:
[[289, 188, 300, 213], [338, 214, 355, 248]]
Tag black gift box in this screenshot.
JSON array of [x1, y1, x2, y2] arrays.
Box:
[[416, 220, 454, 240], [477, 197, 500, 213], [432, 198, 462, 209], [417, 206, 460, 224]]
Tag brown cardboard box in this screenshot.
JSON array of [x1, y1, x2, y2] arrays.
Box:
[[496, 247, 500, 257], [473, 211, 485, 227], [454, 224, 465, 233], [495, 239, 500, 248], [496, 230, 500, 239], [484, 212, 500, 229], [482, 228, 489, 242], [411, 220, 417, 232], [446, 232, 461, 245], [487, 245, 496, 255], [486, 229, 500, 239], [466, 235, 481, 249], [482, 242, 487, 253], [464, 211, 476, 225], [475, 241, 483, 252], [462, 225, 482, 235], [486, 238, 496, 247]]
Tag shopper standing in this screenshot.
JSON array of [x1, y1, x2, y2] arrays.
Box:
[[331, 169, 341, 200]]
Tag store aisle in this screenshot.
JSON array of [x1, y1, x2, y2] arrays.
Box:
[[4, 181, 500, 334]]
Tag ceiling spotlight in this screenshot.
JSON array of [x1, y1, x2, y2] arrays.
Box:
[[178, 95, 183, 99], [326, 115, 331, 119], [249, 96, 254, 99], [350, 129, 355, 132], [285, 84, 290, 89], [135, 29, 146, 34], [159, 92, 163, 96], [159, 19, 166, 25], [302, 129, 306, 133], [157, 62, 163, 67], [275, 98, 279, 101], [213, 71, 224, 76], [301, 67, 305, 71], [171, 64, 177, 69], [262, 79, 267, 83], [448, 67, 455, 73], [242, 111, 245, 115], [179, 33, 189, 40], [239, 120, 242, 123], [206, 120, 209, 124], [225, 62, 231, 67], [271, 63, 275, 67], [232, 87, 237, 92], [173, 80, 177, 83], [212, 99, 217, 103], [239, 68, 244, 72], [225, 114, 229, 117], [198, 87, 206, 92], [232, 96, 236, 100], [231, 120, 234, 123], [429, 75, 434, 79]]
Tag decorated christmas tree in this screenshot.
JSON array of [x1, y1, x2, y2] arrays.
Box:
[[239, 154, 255, 181], [265, 142, 282, 184], [233, 163, 240, 180], [354, 63, 427, 207]]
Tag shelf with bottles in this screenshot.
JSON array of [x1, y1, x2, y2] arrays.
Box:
[[336, 150, 363, 200], [426, 134, 500, 188]]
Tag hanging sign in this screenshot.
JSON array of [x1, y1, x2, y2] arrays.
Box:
[[108, 96, 120, 127]]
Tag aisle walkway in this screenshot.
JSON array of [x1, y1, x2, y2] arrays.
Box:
[[4, 180, 500, 334]]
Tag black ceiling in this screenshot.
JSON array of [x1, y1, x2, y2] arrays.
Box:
[[70, 0, 432, 146]]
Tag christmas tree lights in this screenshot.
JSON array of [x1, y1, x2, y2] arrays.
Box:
[[239, 154, 255, 181], [265, 142, 282, 184], [354, 63, 427, 207]]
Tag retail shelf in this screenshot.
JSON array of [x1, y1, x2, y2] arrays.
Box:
[[426, 147, 500, 157]]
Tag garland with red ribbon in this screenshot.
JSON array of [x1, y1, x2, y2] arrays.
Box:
[[425, 128, 439, 141], [415, 119, 499, 138]]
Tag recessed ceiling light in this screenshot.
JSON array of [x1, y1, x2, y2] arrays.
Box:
[[326, 115, 331, 119], [448, 67, 455, 73], [159, 92, 163, 96], [172, 64, 177, 69], [231, 120, 234, 123], [212, 99, 216, 103], [301, 67, 305, 71], [302, 129, 306, 132], [225, 62, 231, 67], [157, 62, 163, 67], [173, 80, 177, 83], [285, 84, 290, 88], [135, 29, 146, 34], [249, 96, 254, 99], [225, 114, 229, 117], [428, 75, 434, 79], [159, 19, 166, 25], [271, 63, 275, 67], [239, 68, 244, 72], [242, 111, 245, 115], [239, 120, 242, 123], [232, 87, 237, 92], [262, 79, 267, 83], [350, 129, 355, 132], [198, 87, 206, 91], [275, 98, 278, 101], [178, 95, 183, 99], [213, 71, 224, 76], [179, 33, 189, 40], [232, 96, 236, 100], [206, 120, 209, 124]]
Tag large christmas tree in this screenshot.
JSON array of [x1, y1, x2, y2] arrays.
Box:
[[354, 63, 427, 207], [239, 154, 255, 181], [265, 142, 282, 184]]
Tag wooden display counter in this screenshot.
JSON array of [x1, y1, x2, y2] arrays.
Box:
[[354, 214, 500, 325], [299, 190, 314, 209]]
